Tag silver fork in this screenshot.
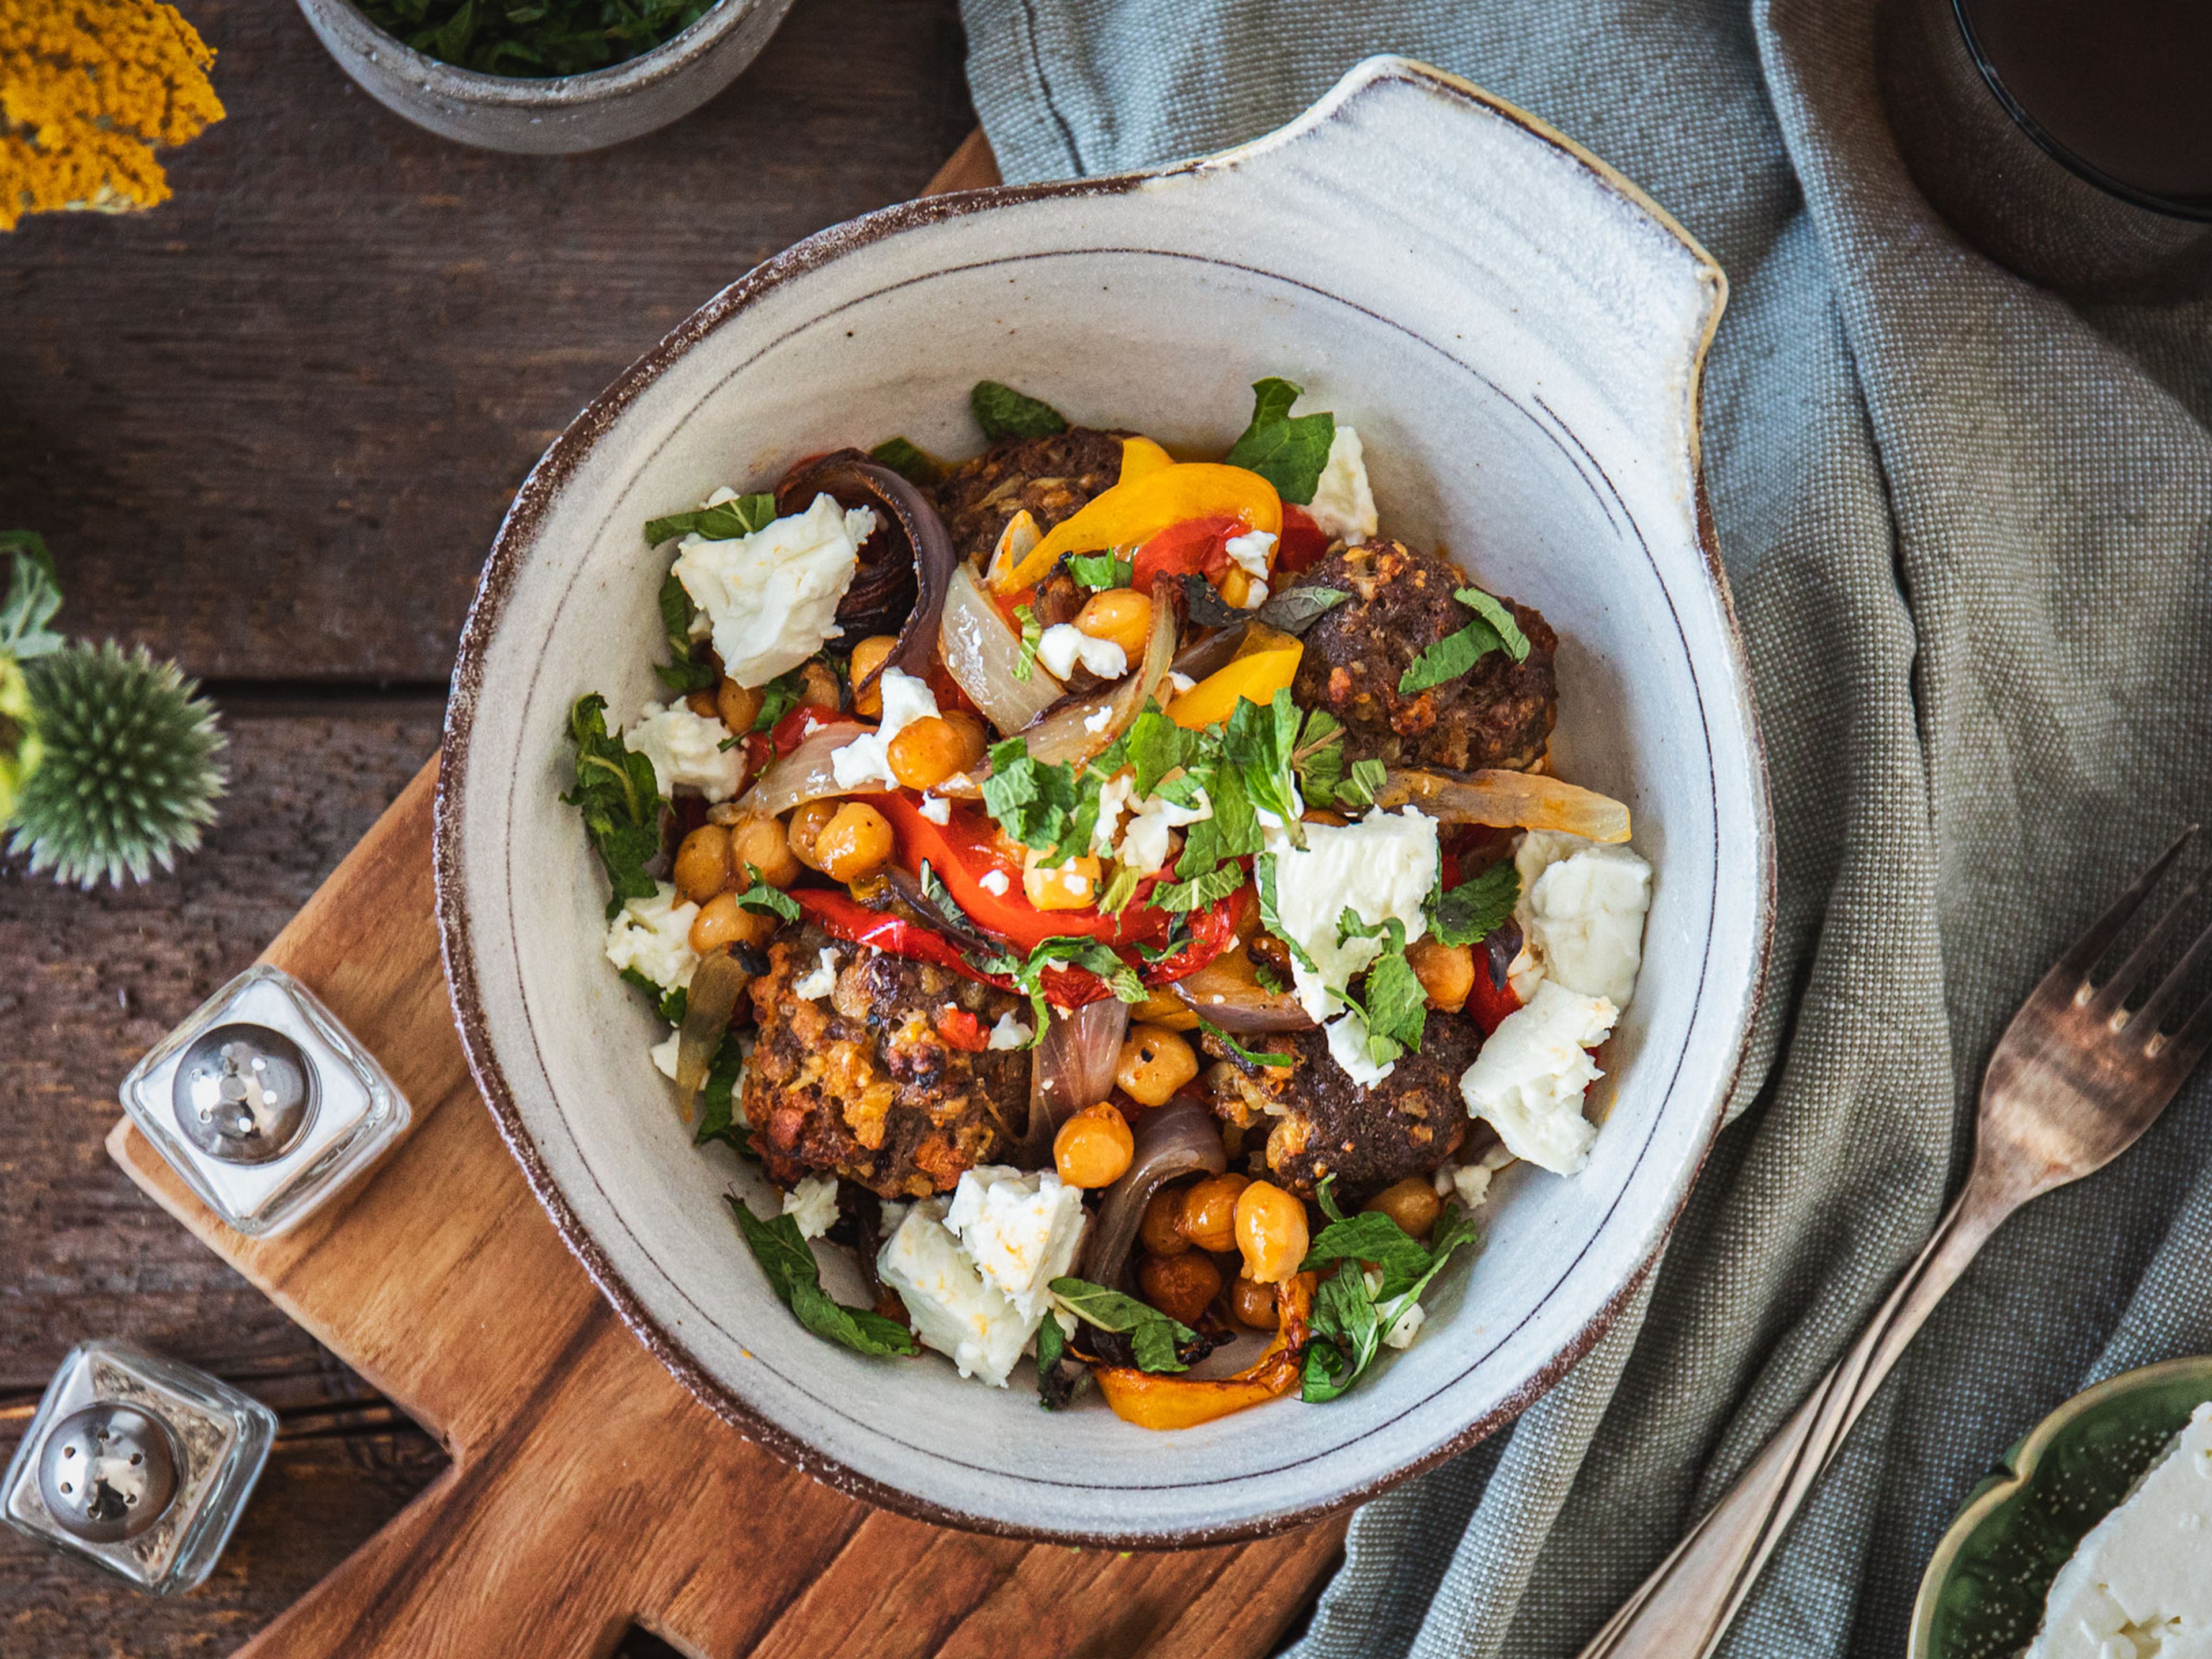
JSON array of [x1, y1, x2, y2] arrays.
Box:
[[1578, 826, 2212, 1659]]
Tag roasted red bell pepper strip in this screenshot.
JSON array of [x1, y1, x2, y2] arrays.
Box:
[[934, 1007, 991, 1051], [1130, 515, 1242, 593], [770, 703, 835, 757], [1137, 888, 1243, 985], [1465, 960, 1522, 1036], [1272, 503, 1332, 577]]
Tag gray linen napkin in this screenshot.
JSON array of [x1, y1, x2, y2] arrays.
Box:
[[959, 1, 2212, 1653]]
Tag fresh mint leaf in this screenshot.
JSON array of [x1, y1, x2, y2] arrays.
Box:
[[869, 437, 942, 487], [1, 532, 64, 661], [1151, 859, 1245, 915], [733, 868, 802, 922], [1196, 1018, 1293, 1070], [1291, 708, 1346, 809], [1013, 602, 1043, 683], [1300, 1194, 1481, 1402], [1224, 688, 1305, 843], [972, 381, 1068, 441], [751, 668, 805, 733], [1344, 759, 1387, 810], [1069, 552, 1134, 591], [1302, 1261, 1381, 1403], [562, 694, 665, 918], [980, 738, 1081, 850], [1300, 1210, 1432, 1292], [655, 570, 718, 694], [1255, 583, 1350, 637], [1048, 1276, 1196, 1375], [620, 967, 688, 1025], [1035, 1309, 1067, 1406], [645, 492, 778, 547], [1396, 587, 1527, 696], [1097, 864, 1144, 916], [1121, 707, 1190, 798], [696, 1035, 749, 1152], [1429, 860, 1521, 948], [1223, 377, 1336, 505], [1359, 945, 1429, 1057], [728, 1196, 917, 1358], [1456, 588, 1530, 663]]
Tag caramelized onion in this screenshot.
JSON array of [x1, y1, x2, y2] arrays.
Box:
[[1020, 577, 1178, 767], [1080, 1097, 1226, 1290], [675, 950, 748, 1119], [1018, 999, 1128, 1168], [1376, 767, 1631, 843], [734, 719, 872, 817], [1169, 951, 1313, 1033], [938, 561, 1066, 732], [776, 452, 955, 687]]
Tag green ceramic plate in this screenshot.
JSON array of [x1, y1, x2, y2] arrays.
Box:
[[1910, 1355, 2212, 1659]]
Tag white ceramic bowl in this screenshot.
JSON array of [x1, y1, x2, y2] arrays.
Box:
[[436, 56, 1773, 1544]]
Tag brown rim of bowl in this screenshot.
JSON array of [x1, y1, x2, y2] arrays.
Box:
[[433, 59, 1774, 1548]]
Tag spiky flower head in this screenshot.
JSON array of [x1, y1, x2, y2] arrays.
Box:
[[7, 640, 225, 887]]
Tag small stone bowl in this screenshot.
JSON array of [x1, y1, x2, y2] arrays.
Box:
[[1909, 1354, 2212, 1658], [292, 0, 797, 154]]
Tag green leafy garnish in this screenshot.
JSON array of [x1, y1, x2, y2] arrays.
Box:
[[1222, 378, 1336, 505], [1096, 863, 1145, 916], [1223, 688, 1305, 845], [620, 967, 687, 1025], [1255, 583, 1350, 637], [1047, 1277, 1196, 1374], [655, 570, 718, 694], [644, 492, 779, 548], [1429, 860, 1521, 948], [868, 437, 942, 487], [1069, 552, 1135, 591], [1, 531, 64, 661], [1196, 1018, 1293, 1070], [1397, 587, 1531, 696], [1286, 707, 1378, 813], [975, 935, 1147, 1034], [728, 1196, 917, 1358], [750, 667, 806, 734], [1328, 911, 1428, 1067], [696, 1035, 750, 1153], [1150, 858, 1246, 915], [356, 0, 717, 77], [1181, 571, 1243, 630], [733, 867, 802, 922], [562, 694, 664, 918], [979, 738, 1081, 851], [972, 381, 1068, 441], [1299, 1180, 1481, 1402], [1012, 603, 1043, 683]]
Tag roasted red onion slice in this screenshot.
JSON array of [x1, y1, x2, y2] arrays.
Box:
[[1017, 998, 1129, 1168], [1169, 952, 1315, 1033], [776, 452, 955, 687], [675, 949, 748, 1118], [1020, 577, 1178, 767], [734, 719, 872, 817], [939, 560, 1066, 732], [1080, 1098, 1227, 1289], [1376, 767, 1631, 842]]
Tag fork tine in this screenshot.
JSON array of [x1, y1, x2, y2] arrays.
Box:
[[2130, 907, 2212, 1040], [2092, 880, 2203, 1012], [2156, 978, 2212, 1069], [2041, 825, 2200, 996]]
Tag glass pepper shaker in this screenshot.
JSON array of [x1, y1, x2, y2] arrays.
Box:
[[117, 963, 412, 1237], [2, 1340, 277, 1595]]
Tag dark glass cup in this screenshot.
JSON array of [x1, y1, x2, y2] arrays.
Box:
[[1877, 0, 2212, 298]]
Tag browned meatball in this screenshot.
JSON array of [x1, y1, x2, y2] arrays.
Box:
[[932, 427, 1127, 565], [745, 925, 1029, 1199], [1204, 1014, 1484, 1202], [1290, 541, 1558, 773]]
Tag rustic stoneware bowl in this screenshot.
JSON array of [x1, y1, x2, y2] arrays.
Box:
[[294, 0, 794, 154], [436, 56, 1773, 1543], [1910, 1355, 2212, 1658]]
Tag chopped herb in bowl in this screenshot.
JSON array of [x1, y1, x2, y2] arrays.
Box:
[[355, 0, 720, 77]]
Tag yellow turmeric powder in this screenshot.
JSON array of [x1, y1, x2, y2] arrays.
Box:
[[1, 0, 224, 232]]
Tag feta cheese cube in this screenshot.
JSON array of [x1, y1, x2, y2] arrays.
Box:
[[978, 869, 1010, 897], [781, 1173, 840, 1241], [876, 1199, 1032, 1387], [918, 793, 952, 824], [622, 702, 745, 802], [987, 1009, 1033, 1049], [1459, 979, 1619, 1174], [1513, 830, 1653, 1006], [650, 1029, 681, 1080], [1036, 622, 1127, 681], [1224, 529, 1276, 577], [830, 668, 940, 791], [604, 881, 700, 994], [672, 493, 876, 686], [944, 1165, 1087, 1322], [1306, 426, 1378, 545]]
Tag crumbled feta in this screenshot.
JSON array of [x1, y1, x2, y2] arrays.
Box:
[[875, 1199, 1032, 1387], [1513, 830, 1654, 1006], [1460, 979, 1619, 1174], [1306, 426, 1377, 545], [944, 1165, 1087, 1322], [2027, 1402, 2212, 1658], [1506, 938, 1544, 1003], [1093, 771, 1212, 877], [918, 793, 951, 824], [650, 1029, 681, 1080], [604, 882, 700, 994], [1224, 529, 1276, 578], [1236, 579, 1270, 610], [1084, 702, 1116, 733], [987, 1009, 1033, 1049], [672, 493, 876, 685], [978, 869, 1010, 897], [792, 946, 839, 1001], [1036, 622, 1127, 681], [1266, 807, 1440, 1085], [622, 702, 745, 802], [781, 1173, 840, 1241], [1166, 671, 1198, 696], [830, 668, 941, 790], [1381, 1301, 1426, 1350]]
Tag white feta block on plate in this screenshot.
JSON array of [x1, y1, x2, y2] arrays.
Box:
[[1035, 622, 1126, 681], [1306, 426, 1377, 545], [622, 702, 745, 802], [1513, 830, 1653, 1007], [604, 882, 699, 994], [1459, 979, 1618, 1175], [944, 1165, 1086, 1323], [781, 1173, 840, 1241], [876, 1200, 1032, 1388], [672, 492, 876, 686]]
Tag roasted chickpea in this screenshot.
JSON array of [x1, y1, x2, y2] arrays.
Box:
[[725, 810, 800, 889], [888, 716, 968, 793], [716, 677, 764, 734], [1408, 938, 1475, 1013], [1228, 1274, 1281, 1331], [847, 635, 900, 717], [1177, 1173, 1249, 1254], [815, 802, 894, 884], [1116, 1023, 1199, 1108], [689, 890, 775, 954], [1023, 847, 1102, 910], [797, 659, 841, 713], [1054, 1102, 1135, 1188], [684, 689, 721, 719], [1138, 1251, 1222, 1328], [787, 800, 841, 872], [1073, 588, 1154, 660], [1365, 1176, 1443, 1240], [939, 710, 990, 777], [672, 823, 735, 903], [1139, 1185, 1191, 1257], [1234, 1180, 1310, 1285]]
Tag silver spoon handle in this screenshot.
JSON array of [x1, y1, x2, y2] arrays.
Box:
[[1576, 1183, 2012, 1659]]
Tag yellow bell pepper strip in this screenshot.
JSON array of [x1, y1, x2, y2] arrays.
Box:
[[996, 463, 1283, 594], [1118, 434, 1175, 484], [1094, 1274, 1315, 1430], [1166, 624, 1304, 730]]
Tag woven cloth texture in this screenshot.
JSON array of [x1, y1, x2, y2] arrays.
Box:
[[959, 1, 2212, 1652]]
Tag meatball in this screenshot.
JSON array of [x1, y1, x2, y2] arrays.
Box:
[[932, 427, 1126, 565], [744, 925, 1029, 1199], [1205, 1013, 1483, 1202], [1290, 541, 1558, 773]]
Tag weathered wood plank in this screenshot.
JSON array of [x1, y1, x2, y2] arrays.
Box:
[[0, 0, 974, 684]]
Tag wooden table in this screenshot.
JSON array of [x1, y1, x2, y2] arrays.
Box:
[[0, 5, 1312, 1652]]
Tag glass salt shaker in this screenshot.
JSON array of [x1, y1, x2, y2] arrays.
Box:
[[2, 1339, 277, 1595], [117, 963, 411, 1237]]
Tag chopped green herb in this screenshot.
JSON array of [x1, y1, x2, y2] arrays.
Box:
[[1397, 586, 1531, 696], [1181, 571, 1243, 630], [645, 491, 779, 548], [695, 1035, 749, 1153], [1096, 863, 1145, 916], [732, 868, 802, 922], [1429, 860, 1521, 948], [972, 381, 1068, 441], [1222, 378, 1336, 505], [1013, 602, 1043, 683], [751, 668, 806, 734], [620, 967, 687, 1025], [1255, 583, 1350, 637], [356, 0, 717, 78], [1223, 688, 1305, 845], [975, 935, 1147, 1033], [1150, 858, 1247, 915], [1047, 1277, 1196, 1374], [655, 570, 718, 694], [1196, 1018, 1293, 1070], [868, 437, 942, 487], [562, 693, 664, 918], [979, 738, 1081, 851], [728, 1196, 917, 1358], [1069, 552, 1135, 591], [1300, 1180, 1481, 1402]]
